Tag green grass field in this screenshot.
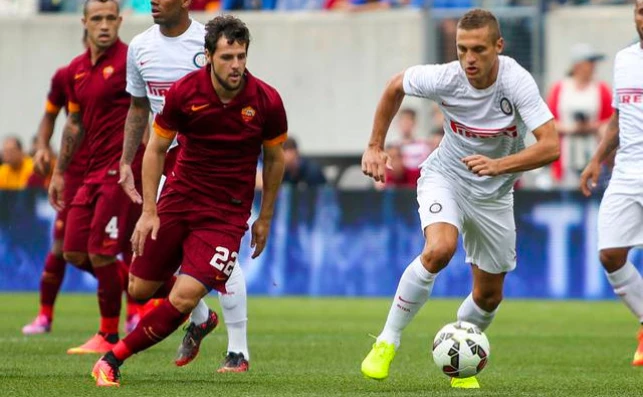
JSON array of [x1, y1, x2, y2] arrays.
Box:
[[2, 294, 643, 396]]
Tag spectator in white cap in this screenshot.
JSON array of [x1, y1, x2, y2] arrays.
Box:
[[546, 42, 613, 187]]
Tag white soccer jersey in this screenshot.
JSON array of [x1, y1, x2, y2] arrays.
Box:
[[126, 20, 206, 115], [403, 56, 553, 199], [611, 43, 643, 178]]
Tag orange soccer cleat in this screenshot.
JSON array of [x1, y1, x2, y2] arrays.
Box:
[[92, 353, 122, 387], [67, 333, 116, 355], [633, 329, 643, 366]]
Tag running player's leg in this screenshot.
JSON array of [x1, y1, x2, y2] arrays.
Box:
[[362, 171, 461, 380], [597, 180, 643, 364], [217, 263, 250, 372]]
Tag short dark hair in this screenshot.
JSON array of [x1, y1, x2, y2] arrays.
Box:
[[283, 137, 298, 151], [4, 136, 23, 151], [204, 15, 251, 54], [399, 108, 417, 120], [457, 9, 501, 42], [83, 0, 119, 16]]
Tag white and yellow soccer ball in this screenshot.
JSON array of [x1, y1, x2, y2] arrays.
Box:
[[432, 321, 490, 378]]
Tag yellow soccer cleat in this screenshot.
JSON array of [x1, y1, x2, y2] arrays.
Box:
[[361, 341, 396, 380], [451, 376, 480, 389]]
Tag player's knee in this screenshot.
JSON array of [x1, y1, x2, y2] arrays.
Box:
[[420, 245, 456, 272], [472, 289, 503, 312], [599, 249, 629, 272], [128, 279, 156, 301], [169, 290, 200, 314], [89, 254, 116, 268], [63, 251, 88, 267]]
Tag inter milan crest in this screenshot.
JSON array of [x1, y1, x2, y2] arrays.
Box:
[[193, 52, 207, 68], [429, 202, 442, 214], [500, 97, 513, 116]]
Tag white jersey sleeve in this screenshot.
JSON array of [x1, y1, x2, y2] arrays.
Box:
[[126, 41, 147, 98], [512, 69, 553, 132], [402, 64, 449, 100]]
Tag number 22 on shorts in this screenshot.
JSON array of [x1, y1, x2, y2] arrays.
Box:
[[209, 246, 237, 277]]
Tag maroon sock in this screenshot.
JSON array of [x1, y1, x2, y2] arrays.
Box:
[[39, 253, 66, 317], [151, 275, 177, 299], [113, 299, 189, 361], [93, 261, 124, 334]]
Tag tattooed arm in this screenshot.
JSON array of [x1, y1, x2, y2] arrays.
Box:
[[49, 111, 84, 211], [119, 95, 151, 203]]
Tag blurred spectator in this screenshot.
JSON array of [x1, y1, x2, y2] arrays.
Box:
[[547, 43, 612, 188], [375, 144, 419, 190], [393, 107, 431, 174], [190, 0, 221, 10], [0, 136, 34, 190], [282, 137, 327, 188]]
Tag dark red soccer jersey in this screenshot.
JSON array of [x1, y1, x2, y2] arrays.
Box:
[[47, 65, 90, 179], [67, 40, 143, 184], [154, 66, 287, 218]]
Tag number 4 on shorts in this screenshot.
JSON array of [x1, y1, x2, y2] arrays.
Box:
[[105, 216, 118, 239], [209, 246, 237, 276]]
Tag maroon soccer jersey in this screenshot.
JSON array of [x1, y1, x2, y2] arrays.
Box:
[[154, 66, 287, 219], [67, 40, 143, 184], [47, 65, 91, 180]]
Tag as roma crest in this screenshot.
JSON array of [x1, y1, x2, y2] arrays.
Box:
[[103, 66, 114, 80], [241, 106, 256, 123]]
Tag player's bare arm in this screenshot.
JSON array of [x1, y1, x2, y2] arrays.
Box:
[[131, 130, 173, 256], [580, 110, 620, 197], [119, 95, 151, 204], [362, 70, 406, 183], [252, 142, 286, 259], [463, 119, 559, 176], [48, 111, 85, 211], [33, 109, 61, 176]]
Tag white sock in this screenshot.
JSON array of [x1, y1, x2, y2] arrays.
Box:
[[190, 299, 210, 326], [457, 293, 496, 331], [219, 262, 249, 360], [606, 262, 643, 322], [377, 256, 437, 348]]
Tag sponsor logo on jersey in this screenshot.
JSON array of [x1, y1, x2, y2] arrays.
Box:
[[191, 103, 210, 112], [500, 97, 513, 115], [74, 72, 86, 80], [193, 52, 207, 68], [616, 88, 643, 104], [147, 81, 174, 97], [102, 66, 114, 80], [449, 119, 517, 139], [241, 106, 256, 122]]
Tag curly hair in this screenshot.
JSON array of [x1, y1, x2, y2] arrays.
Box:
[[204, 15, 251, 54]]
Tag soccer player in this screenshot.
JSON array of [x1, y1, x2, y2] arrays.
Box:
[[91, 15, 287, 387], [22, 32, 91, 335], [48, 0, 144, 353], [119, 0, 251, 372], [579, 0, 643, 366], [360, 9, 559, 388]]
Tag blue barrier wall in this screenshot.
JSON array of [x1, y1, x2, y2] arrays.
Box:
[[1, 188, 641, 298]]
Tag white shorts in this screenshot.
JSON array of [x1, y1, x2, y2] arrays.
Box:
[[597, 176, 643, 251], [417, 170, 516, 274]]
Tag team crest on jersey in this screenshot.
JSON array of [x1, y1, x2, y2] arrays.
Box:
[[241, 106, 256, 122], [500, 97, 513, 116], [193, 52, 207, 68], [429, 202, 442, 214], [102, 66, 114, 80]]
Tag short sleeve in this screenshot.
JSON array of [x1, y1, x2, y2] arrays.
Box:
[[262, 90, 288, 146], [402, 64, 445, 99], [513, 70, 553, 132], [126, 43, 147, 98], [46, 67, 68, 114], [66, 63, 80, 113], [153, 84, 182, 139]]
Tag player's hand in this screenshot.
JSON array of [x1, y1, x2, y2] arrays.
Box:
[[131, 211, 160, 257], [362, 145, 390, 183], [250, 218, 270, 259], [462, 155, 501, 177], [34, 147, 53, 176], [48, 172, 65, 212], [119, 163, 142, 204], [580, 160, 601, 197]]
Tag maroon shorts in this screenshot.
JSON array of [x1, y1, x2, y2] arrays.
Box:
[[52, 173, 85, 241], [63, 182, 139, 257], [129, 190, 246, 293]]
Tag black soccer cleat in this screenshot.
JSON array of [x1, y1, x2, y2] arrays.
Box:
[[174, 310, 219, 367]]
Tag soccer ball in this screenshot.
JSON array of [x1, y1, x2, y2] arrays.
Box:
[[431, 321, 490, 378]]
